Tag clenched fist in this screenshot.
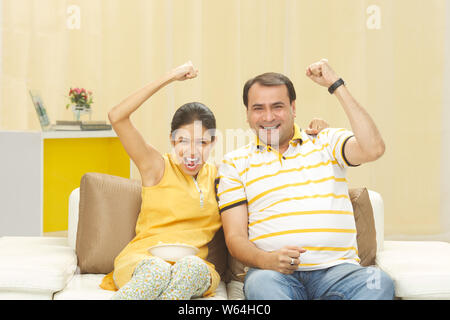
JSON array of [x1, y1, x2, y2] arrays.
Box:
[[306, 59, 340, 88], [170, 61, 198, 81], [269, 246, 307, 275]]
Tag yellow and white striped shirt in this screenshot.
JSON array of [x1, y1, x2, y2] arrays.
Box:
[[216, 124, 361, 271]]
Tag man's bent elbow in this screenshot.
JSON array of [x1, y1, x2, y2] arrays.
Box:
[[369, 140, 386, 161]]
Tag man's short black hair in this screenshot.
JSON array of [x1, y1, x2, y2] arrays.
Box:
[[243, 72, 296, 108]]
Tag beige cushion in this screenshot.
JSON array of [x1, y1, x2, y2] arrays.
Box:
[[75, 172, 228, 278], [228, 187, 378, 281]]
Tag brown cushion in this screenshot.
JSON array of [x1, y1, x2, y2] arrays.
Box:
[[227, 187, 378, 281], [75, 172, 229, 278], [76, 173, 142, 274], [205, 227, 229, 281], [349, 187, 377, 267]]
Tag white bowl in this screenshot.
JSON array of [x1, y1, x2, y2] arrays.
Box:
[[148, 243, 199, 262]]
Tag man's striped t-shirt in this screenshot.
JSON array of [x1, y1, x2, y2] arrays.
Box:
[[216, 124, 361, 271]]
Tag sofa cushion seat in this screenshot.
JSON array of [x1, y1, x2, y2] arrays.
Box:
[[376, 240, 450, 299], [53, 274, 115, 300], [226, 280, 244, 300], [0, 236, 77, 299], [54, 274, 229, 300]]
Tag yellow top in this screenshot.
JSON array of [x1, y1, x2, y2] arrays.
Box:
[[100, 153, 222, 297]]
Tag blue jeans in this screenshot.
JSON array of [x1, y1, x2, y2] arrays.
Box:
[[244, 263, 395, 300]]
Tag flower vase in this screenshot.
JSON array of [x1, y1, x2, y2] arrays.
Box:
[[72, 105, 92, 121]]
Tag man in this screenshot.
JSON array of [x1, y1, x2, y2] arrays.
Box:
[[217, 59, 394, 300]]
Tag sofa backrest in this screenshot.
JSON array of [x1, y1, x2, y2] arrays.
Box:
[[68, 187, 80, 251], [68, 173, 385, 280], [367, 190, 384, 252]]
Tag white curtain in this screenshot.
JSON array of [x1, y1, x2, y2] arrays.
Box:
[[0, 0, 448, 240]]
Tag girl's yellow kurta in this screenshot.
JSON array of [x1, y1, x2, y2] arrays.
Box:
[[100, 153, 222, 297]]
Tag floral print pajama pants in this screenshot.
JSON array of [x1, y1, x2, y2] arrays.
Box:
[[111, 255, 211, 300]]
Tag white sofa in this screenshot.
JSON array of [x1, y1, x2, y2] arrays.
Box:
[[1, 188, 450, 300]]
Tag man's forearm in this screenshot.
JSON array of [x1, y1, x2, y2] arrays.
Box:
[[227, 235, 273, 270], [333, 85, 385, 159]]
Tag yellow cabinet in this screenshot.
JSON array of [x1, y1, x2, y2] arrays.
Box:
[[0, 130, 131, 236]]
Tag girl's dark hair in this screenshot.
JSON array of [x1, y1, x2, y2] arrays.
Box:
[[170, 102, 216, 141]]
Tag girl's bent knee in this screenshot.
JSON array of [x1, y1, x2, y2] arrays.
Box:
[[173, 256, 208, 273], [134, 256, 171, 276]]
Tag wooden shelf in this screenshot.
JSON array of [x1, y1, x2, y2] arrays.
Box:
[[0, 130, 131, 236]]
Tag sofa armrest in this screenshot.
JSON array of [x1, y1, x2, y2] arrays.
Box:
[[0, 236, 78, 298], [376, 240, 450, 299]]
